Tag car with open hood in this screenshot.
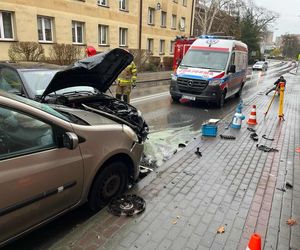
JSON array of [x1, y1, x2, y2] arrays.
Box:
[[0, 48, 148, 142], [0, 49, 148, 246]]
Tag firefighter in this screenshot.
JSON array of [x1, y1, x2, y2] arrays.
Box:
[[266, 76, 286, 95], [116, 59, 137, 103]]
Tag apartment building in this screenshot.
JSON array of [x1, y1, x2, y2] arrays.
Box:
[[0, 0, 195, 60]]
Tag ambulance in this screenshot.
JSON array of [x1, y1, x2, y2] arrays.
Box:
[[170, 35, 248, 107]]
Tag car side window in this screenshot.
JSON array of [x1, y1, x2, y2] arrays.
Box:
[[0, 106, 56, 160], [0, 68, 23, 94]]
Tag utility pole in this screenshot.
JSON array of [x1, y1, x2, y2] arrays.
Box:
[[138, 0, 143, 70]]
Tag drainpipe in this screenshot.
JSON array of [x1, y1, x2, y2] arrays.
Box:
[[190, 0, 196, 37], [138, 0, 143, 69]]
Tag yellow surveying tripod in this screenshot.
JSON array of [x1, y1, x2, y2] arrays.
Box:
[[264, 82, 285, 120]]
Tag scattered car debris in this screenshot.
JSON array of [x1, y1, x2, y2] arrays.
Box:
[[195, 147, 202, 157], [286, 218, 297, 226], [140, 153, 158, 168], [139, 166, 154, 178], [220, 134, 236, 140], [256, 144, 279, 152], [108, 194, 146, 216], [250, 133, 259, 141], [178, 143, 187, 148], [247, 127, 256, 132], [276, 187, 286, 192], [286, 182, 293, 189], [262, 134, 275, 141], [183, 170, 195, 176], [217, 226, 225, 234], [172, 220, 177, 225]]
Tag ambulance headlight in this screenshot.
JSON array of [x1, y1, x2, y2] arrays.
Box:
[[209, 79, 222, 86], [171, 74, 177, 81]]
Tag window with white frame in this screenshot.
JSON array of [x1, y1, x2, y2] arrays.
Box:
[[72, 21, 84, 44], [180, 17, 185, 31], [170, 40, 175, 54], [148, 8, 155, 25], [182, 0, 187, 6], [171, 14, 177, 29], [147, 38, 153, 53], [0, 11, 14, 40], [161, 11, 166, 27], [119, 0, 128, 11], [98, 25, 108, 45], [159, 39, 165, 54], [119, 27, 127, 46], [37, 16, 53, 42], [97, 0, 108, 6]]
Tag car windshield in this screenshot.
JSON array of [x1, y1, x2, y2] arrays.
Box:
[[22, 70, 96, 97], [255, 62, 264, 65], [1, 90, 70, 122], [180, 50, 229, 70]]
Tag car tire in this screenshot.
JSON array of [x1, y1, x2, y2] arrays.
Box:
[[217, 92, 226, 108], [171, 95, 180, 103], [88, 161, 128, 211], [235, 84, 243, 98]]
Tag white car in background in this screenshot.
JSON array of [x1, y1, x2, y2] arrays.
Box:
[[252, 61, 268, 71]]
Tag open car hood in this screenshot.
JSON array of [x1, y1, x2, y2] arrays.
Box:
[[41, 48, 133, 98]]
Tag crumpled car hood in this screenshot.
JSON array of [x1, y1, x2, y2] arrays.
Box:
[[41, 48, 133, 98]]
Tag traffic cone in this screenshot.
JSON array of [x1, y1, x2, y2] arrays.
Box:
[[246, 233, 261, 250], [247, 105, 258, 125]]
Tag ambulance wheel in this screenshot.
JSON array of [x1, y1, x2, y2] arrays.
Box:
[[235, 85, 243, 98], [217, 92, 226, 108], [171, 95, 180, 103]]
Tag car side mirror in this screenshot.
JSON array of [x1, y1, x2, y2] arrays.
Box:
[[228, 65, 236, 74], [63, 132, 79, 150]]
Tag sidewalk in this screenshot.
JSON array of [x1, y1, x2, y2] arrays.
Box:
[[51, 75, 300, 250]]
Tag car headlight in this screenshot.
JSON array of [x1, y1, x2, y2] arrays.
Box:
[[171, 74, 177, 81], [209, 79, 222, 86], [123, 125, 139, 142]]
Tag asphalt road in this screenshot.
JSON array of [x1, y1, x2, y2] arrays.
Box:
[[3, 60, 297, 250]]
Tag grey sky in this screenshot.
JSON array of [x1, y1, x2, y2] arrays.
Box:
[[254, 0, 300, 38]]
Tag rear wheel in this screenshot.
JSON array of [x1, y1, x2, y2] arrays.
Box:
[[235, 84, 243, 98], [88, 161, 128, 211]]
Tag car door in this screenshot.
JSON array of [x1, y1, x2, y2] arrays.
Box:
[[0, 104, 84, 245]]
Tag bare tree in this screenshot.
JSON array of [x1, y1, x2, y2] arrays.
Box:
[[8, 42, 45, 61], [49, 43, 83, 65]]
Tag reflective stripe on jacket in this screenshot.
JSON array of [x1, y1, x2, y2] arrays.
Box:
[[117, 62, 137, 86]]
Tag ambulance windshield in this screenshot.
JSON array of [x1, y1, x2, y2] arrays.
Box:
[[180, 50, 229, 71]]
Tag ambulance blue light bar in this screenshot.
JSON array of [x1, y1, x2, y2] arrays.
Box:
[[199, 35, 235, 40]]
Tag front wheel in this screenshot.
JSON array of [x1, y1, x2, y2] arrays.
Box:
[[88, 161, 128, 211], [235, 85, 243, 98], [217, 92, 226, 108]]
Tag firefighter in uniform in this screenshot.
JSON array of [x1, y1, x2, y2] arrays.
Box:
[[116, 61, 137, 103]]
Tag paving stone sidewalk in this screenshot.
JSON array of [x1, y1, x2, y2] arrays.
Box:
[[51, 76, 300, 250]]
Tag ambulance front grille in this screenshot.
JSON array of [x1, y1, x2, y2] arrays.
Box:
[[177, 78, 209, 93]]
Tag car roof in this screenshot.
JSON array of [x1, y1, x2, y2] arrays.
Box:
[[0, 61, 64, 70]]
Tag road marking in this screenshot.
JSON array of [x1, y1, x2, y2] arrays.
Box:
[[131, 92, 170, 104]]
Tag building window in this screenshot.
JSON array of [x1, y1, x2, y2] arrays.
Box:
[[37, 16, 53, 42], [98, 25, 108, 45], [170, 40, 175, 54], [72, 21, 84, 44], [97, 0, 108, 6], [161, 11, 166, 28], [159, 39, 165, 54], [119, 27, 127, 46], [173, 0, 178, 3], [182, 0, 187, 6], [148, 8, 155, 25], [0, 11, 14, 40], [171, 14, 177, 29], [119, 0, 128, 11], [180, 17, 185, 31], [147, 38, 153, 53]]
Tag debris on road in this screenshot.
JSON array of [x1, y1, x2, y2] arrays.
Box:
[[217, 226, 225, 234], [195, 147, 202, 157], [256, 144, 278, 152], [220, 134, 236, 140], [276, 187, 286, 192], [178, 143, 187, 148], [262, 134, 275, 141], [247, 127, 256, 132], [250, 133, 259, 141], [108, 194, 146, 216], [286, 181, 293, 189], [286, 218, 297, 226]]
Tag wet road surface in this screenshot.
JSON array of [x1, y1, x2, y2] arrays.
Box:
[[3, 60, 297, 250]]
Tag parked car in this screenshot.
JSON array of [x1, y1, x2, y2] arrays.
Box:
[[0, 49, 149, 247], [252, 61, 268, 71]]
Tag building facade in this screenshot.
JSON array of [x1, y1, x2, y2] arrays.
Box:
[[0, 0, 195, 60]]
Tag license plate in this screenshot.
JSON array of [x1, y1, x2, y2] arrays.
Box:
[[182, 95, 196, 101]]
